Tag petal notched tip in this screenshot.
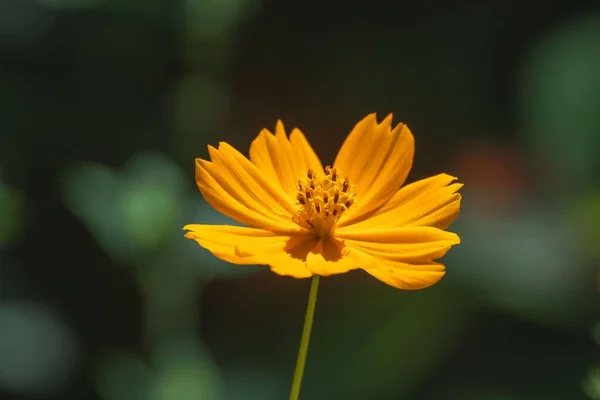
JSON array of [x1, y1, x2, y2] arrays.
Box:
[[275, 119, 285, 134], [183, 225, 196, 235], [217, 141, 235, 153], [354, 112, 378, 127], [442, 173, 460, 181], [379, 113, 394, 128], [369, 112, 404, 130]]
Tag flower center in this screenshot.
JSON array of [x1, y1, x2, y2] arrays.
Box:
[[294, 166, 356, 238]]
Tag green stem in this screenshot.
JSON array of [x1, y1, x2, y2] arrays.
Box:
[[289, 275, 320, 400]]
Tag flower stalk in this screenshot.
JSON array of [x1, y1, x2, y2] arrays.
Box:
[[289, 275, 320, 400]]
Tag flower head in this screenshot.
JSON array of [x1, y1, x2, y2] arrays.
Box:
[[184, 114, 462, 289]]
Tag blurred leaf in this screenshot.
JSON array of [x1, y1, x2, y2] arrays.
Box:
[[183, 0, 261, 39], [518, 12, 600, 189], [446, 197, 590, 327], [184, 0, 242, 38], [61, 162, 129, 258], [583, 366, 600, 400], [94, 350, 153, 400], [117, 181, 181, 253], [569, 192, 600, 261], [0, 301, 78, 396], [62, 150, 259, 280], [124, 152, 187, 195], [61, 152, 185, 263], [222, 365, 286, 400], [150, 336, 222, 400]]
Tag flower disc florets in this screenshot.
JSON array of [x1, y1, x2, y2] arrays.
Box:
[[295, 165, 356, 238]]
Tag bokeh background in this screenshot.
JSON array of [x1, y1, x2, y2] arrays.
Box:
[[1, 0, 600, 399]]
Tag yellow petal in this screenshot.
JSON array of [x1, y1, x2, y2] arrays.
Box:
[[249, 121, 324, 195], [183, 224, 314, 278], [365, 262, 446, 290], [334, 113, 414, 226], [305, 238, 377, 276], [411, 191, 461, 229], [336, 225, 458, 266], [289, 128, 324, 176], [194, 136, 311, 233], [335, 226, 457, 289], [335, 225, 460, 245], [195, 159, 302, 234], [213, 142, 299, 216], [340, 174, 462, 230], [341, 235, 458, 264]]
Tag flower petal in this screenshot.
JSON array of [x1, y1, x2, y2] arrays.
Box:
[[212, 143, 299, 216], [195, 161, 294, 233], [334, 113, 414, 226], [335, 225, 460, 244], [335, 225, 457, 289], [183, 224, 314, 278], [305, 238, 377, 276], [365, 262, 446, 290], [335, 225, 459, 264], [341, 236, 457, 264], [339, 174, 462, 230], [249, 121, 324, 195], [195, 142, 305, 234], [289, 128, 324, 176]]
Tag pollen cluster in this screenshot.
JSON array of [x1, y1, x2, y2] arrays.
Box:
[[295, 166, 356, 237]]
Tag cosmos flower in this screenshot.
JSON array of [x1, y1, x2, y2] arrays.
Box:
[[184, 113, 461, 289]]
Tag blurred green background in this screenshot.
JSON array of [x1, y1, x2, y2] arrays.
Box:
[[1, 0, 600, 399]]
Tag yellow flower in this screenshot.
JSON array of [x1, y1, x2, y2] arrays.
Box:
[[184, 113, 462, 289]]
